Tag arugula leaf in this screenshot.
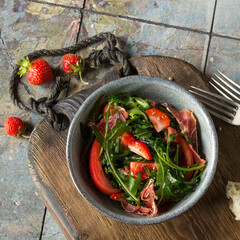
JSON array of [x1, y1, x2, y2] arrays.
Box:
[[177, 133, 192, 145], [129, 172, 141, 196], [128, 108, 148, 120], [123, 95, 137, 108], [90, 125, 104, 146], [107, 120, 130, 141], [105, 141, 139, 203], [134, 97, 150, 110]]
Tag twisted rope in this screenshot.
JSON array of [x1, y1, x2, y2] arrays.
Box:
[[9, 32, 132, 123]]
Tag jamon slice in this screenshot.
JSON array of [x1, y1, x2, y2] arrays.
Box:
[[163, 103, 198, 151]]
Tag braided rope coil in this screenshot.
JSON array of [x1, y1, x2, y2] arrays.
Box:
[[9, 32, 132, 123]]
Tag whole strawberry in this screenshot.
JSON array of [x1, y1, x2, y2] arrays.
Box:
[[17, 57, 53, 85], [62, 54, 87, 84], [4, 117, 26, 136]]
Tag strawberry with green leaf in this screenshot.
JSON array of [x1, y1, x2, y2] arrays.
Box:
[[62, 54, 87, 85], [17, 57, 53, 85]]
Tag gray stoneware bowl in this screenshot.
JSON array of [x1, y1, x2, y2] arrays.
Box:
[[66, 75, 218, 225]]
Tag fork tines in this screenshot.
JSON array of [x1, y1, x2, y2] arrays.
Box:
[[210, 70, 240, 104], [189, 86, 239, 124]]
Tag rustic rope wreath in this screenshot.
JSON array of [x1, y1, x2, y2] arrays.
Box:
[[9, 32, 132, 124]]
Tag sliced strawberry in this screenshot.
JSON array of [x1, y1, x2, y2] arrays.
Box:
[[121, 132, 136, 149], [128, 140, 152, 160], [145, 108, 170, 132], [110, 193, 124, 202], [130, 162, 157, 181]]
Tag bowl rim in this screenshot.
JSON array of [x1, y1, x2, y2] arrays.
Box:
[[66, 75, 218, 225]]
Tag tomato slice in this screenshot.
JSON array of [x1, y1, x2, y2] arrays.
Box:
[[167, 126, 177, 142], [89, 140, 118, 195], [130, 162, 157, 181], [167, 127, 194, 181], [146, 108, 170, 132]]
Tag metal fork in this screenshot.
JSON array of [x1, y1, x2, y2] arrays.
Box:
[[189, 71, 240, 125]]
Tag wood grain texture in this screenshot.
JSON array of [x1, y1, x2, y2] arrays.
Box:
[[28, 56, 240, 240]]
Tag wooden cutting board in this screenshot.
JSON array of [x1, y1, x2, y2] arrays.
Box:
[[28, 56, 240, 240]]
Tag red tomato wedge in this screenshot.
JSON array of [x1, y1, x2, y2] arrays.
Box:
[[146, 108, 170, 132], [130, 162, 157, 181], [167, 127, 194, 181], [121, 132, 136, 149], [89, 140, 118, 195], [128, 140, 152, 160]]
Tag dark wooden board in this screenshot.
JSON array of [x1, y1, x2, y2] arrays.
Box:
[[28, 56, 240, 240]]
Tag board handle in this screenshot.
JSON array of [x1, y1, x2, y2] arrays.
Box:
[[52, 92, 89, 131]]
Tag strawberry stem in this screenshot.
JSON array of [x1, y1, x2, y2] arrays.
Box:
[[79, 71, 88, 85], [22, 134, 30, 139], [17, 57, 31, 77]]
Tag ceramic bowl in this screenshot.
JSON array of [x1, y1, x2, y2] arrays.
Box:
[[66, 75, 218, 225]]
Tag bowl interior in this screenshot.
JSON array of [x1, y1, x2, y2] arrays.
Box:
[[67, 76, 218, 224]]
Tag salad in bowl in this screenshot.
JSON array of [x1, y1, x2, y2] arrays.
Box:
[[87, 93, 206, 217], [67, 76, 218, 224]]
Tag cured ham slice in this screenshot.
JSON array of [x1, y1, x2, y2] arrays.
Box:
[[163, 103, 198, 151], [121, 179, 158, 217], [140, 179, 158, 217], [89, 106, 129, 134]]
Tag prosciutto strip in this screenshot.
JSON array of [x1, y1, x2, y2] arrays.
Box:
[[89, 106, 129, 134], [121, 179, 158, 217], [118, 166, 130, 177], [145, 99, 158, 107], [139, 179, 158, 217], [163, 103, 198, 151]]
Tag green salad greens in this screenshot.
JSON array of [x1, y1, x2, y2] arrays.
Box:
[[84, 93, 206, 217]]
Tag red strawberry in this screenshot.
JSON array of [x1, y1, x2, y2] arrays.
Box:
[[128, 140, 152, 160], [17, 57, 53, 85], [110, 193, 124, 202], [62, 54, 87, 84], [130, 162, 157, 181], [121, 132, 136, 149], [145, 108, 170, 132], [4, 117, 26, 136]]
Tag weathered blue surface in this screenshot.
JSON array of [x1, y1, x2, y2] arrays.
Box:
[[0, 0, 239, 238], [213, 0, 240, 38], [0, 1, 81, 239], [206, 37, 240, 84], [42, 0, 83, 8], [81, 12, 209, 71], [86, 0, 215, 32], [42, 210, 66, 240]]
